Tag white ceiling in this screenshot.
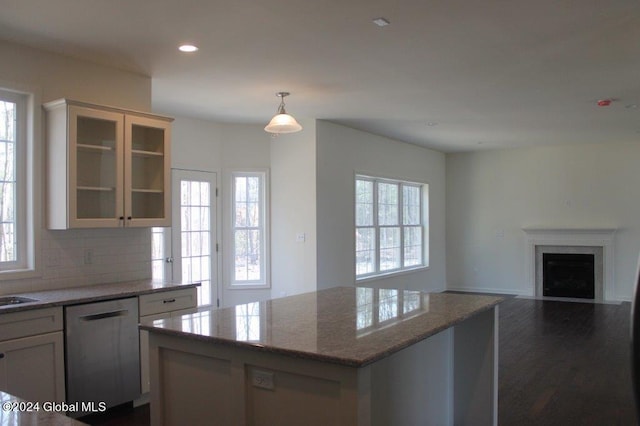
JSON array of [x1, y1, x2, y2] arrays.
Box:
[[1, 0, 639, 152]]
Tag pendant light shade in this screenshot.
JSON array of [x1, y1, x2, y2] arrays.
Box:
[[264, 92, 302, 134]]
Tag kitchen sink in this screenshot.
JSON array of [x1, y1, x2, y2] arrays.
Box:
[[0, 296, 38, 307]]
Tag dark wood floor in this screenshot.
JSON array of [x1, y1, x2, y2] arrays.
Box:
[[82, 297, 637, 425], [499, 297, 636, 426], [78, 402, 149, 426]]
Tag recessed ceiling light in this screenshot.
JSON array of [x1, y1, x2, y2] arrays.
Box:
[[372, 17, 390, 27], [178, 44, 199, 53]]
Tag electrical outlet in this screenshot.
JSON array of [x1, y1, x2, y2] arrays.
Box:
[[46, 251, 59, 267], [296, 232, 306, 243], [252, 369, 275, 390], [83, 248, 93, 265]]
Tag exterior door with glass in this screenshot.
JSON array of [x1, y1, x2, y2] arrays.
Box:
[[167, 170, 218, 307]]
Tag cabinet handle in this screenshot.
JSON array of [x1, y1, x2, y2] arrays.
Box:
[[119, 216, 124, 221], [127, 216, 132, 221], [163, 298, 176, 304], [0, 353, 5, 359], [79, 310, 129, 321]]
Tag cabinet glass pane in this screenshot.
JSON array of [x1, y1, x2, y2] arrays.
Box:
[[77, 117, 116, 149], [131, 154, 164, 191], [131, 192, 164, 219], [131, 125, 164, 153], [130, 123, 166, 220], [76, 116, 117, 219]]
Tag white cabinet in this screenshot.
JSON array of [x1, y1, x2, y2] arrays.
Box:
[[0, 308, 65, 403], [138, 288, 198, 394], [44, 99, 173, 229]]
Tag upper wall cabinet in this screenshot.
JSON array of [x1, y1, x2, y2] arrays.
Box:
[[44, 99, 173, 229]]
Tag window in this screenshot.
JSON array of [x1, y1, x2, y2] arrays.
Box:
[[231, 171, 268, 287], [151, 227, 166, 280], [0, 89, 30, 274], [355, 175, 427, 279]]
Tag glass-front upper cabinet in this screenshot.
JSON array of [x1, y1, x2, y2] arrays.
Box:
[[45, 99, 172, 229]]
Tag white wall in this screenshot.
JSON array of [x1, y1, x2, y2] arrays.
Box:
[[446, 142, 640, 301], [0, 40, 153, 295], [170, 116, 223, 172], [270, 119, 317, 299], [0, 40, 150, 110], [316, 121, 447, 292]]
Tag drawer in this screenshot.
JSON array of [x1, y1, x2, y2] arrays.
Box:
[[138, 287, 197, 317], [0, 307, 63, 341]]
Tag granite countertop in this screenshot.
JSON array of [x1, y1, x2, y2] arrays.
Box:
[[141, 287, 505, 367], [0, 279, 200, 314], [0, 391, 87, 425]]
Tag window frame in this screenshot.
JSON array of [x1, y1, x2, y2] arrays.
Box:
[[0, 87, 38, 278], [229, 170, 270, 289], [355, 174, 428, 281]]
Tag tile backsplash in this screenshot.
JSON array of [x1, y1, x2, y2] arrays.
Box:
[[0, 227, 152, 296]]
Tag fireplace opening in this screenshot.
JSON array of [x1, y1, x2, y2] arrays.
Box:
[[543, 253, 595, 299]]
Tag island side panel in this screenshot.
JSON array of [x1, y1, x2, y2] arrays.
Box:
[[147, 332, 366, 426], [148, 333, 246, 426], [453, 306, 498, 426], [369, 328, 454, 426]]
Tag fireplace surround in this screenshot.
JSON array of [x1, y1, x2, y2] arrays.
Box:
[[523, 228, 616, 302]]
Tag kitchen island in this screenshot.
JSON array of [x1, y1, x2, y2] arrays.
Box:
[[142, 287, 504, 426]]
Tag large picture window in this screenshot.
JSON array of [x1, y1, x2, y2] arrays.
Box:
[[355, 175, 427, 279]]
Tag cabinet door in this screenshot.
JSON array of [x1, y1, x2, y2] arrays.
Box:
[[124, 115, 171, 227], [139, 307, 198, 394], [0, 332, 65, 403], [69, 106, 124, 228], [139, 289, 197, 394]]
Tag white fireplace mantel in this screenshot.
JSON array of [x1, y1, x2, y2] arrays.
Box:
[[522, 227, 616, 301]]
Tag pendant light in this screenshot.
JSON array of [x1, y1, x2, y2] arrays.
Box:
[[264, 92, 302, 134]]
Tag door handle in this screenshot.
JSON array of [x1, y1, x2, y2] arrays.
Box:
[[79, 310, 129, 321]]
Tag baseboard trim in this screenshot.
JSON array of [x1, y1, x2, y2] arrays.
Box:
[[446, 286, 629, 304], [445, 286, 521, 296]]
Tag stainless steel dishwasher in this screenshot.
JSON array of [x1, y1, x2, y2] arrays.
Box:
[[65, 297, 140, 416]]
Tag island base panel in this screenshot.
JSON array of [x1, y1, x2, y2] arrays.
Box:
[[148, 334, 360, 425], [148, 306, 497, 426]]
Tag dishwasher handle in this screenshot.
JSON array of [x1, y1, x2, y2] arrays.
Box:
[[79, 309, 129, 322]]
